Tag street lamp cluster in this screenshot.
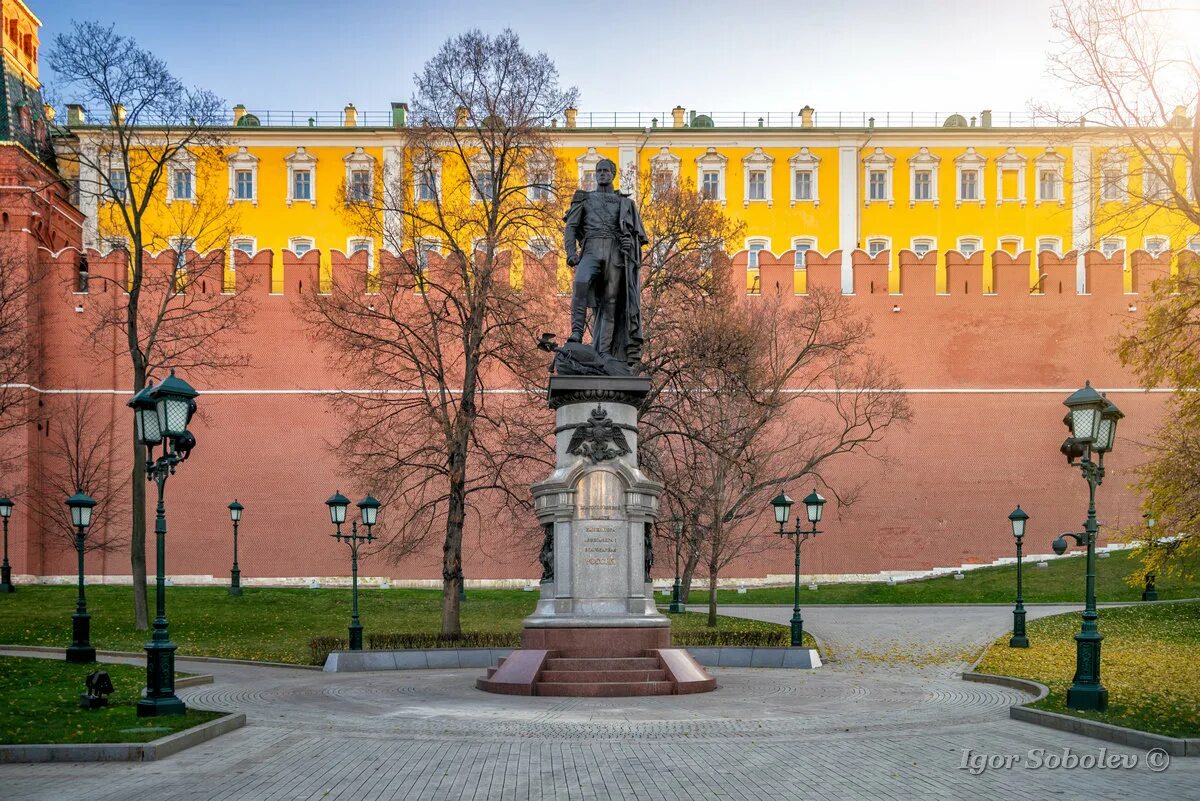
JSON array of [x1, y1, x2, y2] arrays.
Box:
[[326, 491, 380, 651], [770, 489, 826, 648]]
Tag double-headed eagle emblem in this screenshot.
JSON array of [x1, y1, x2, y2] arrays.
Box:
[[566, 405, 631, 462]]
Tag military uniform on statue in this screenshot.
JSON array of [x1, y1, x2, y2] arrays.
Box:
[[478, 159, 715, 696]]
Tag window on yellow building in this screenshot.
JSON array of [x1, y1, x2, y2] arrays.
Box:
[[959, 171, 978, 201], [529, 171, 552, 201], [913, 171, 932, 201], [1142, 168, 1169, 201], [293, 170, 312, 202], [999, 237, 1022, 256], [103, 236, 128, 255], [235, 170, 254, 201], [1144, 237, 1169, 256], [1188, 237, 1200, 254], [794, 171, 813, 201], [792, 238, 815, 269], [869, 170, 887, 201], [172, 168, 193, 202], [580, 169, 596, 191], [748, 171, 766, 200], [911, 238, 935, 256], [867, 238, 889, 258], [701, 171, 720, 200], [416, 166, 438, 201], [1102, 169, 1125, 201], [289, 237, 314, 256], [349, 170, 371, 202], [1038, 170, 1059, 201], [529, 238, 553, 259], [746, 238, 768, 294], [1100, 238, 1124, 258], [1037, 238, 1062, 256], [107, 168, 127, 203], [957, 238, 981, 257]]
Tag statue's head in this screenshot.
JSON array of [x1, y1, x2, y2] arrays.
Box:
[[595, 158, 616, 187]]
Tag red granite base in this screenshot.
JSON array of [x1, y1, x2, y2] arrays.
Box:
[[476, 626, 716, 697], [520, 626, 670, 657]]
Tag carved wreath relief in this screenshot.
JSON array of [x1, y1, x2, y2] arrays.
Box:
[[566, 405, 631, 462]]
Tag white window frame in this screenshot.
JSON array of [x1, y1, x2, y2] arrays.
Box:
[[285, 147, 317, 207], [696, 148, 728, 205], [742, 147, 774, 208], [577, 147, 604, 191], [1143, 236, 1170, 256], [469, 153, 496, 203], [863, 148, 894, 207], [1141, 163, 1171, 201], [288, 236, 315, 256], [107, 166, 128, 204], [1034, 148, 1066, 206], [413, 155, 441, 203], [1099, 148, 1127, 203], [415, 237, 442, 283], [343, 147, 375, 204], [1037, 237, 1063, 256], [954, 147, 986, 207], [746, 237, 769, 294], [168, 236, 194, 279], [907, 147, 940, 208], [998, 236, 1024, 256], [227, 147, 259, 206], [1188, 236, 1200, 254], [527, 156, 555, 202], [102, 235, 129, 255], [911, 237, 936, 257], [166, 149, 196, 205], [649, 147, 680, 199], [995, 147, 1027, 207], [866, 237, 891, 258], [528, 236, 554, 259], [792, 237, 817, 269], [789, 148, 820, 207], [956, 237, 983, 257], [348, 237, 375, 272], [1100, 237, 1125, 261], [229, 236, 256, 283]]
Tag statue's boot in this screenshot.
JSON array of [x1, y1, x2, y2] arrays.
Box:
[[568, 284, 589, 342], [596, 299, 618, 356]]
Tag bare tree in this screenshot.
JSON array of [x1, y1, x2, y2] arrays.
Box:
[[49, 21, 252, 628], [1043, 0, 1199, 241], [649, 288, 911, 625], [33, 392, 127, 554], [305, 29, 576, 636]]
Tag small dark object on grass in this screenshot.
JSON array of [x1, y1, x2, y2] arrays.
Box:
[[80, 669, 114, 709]]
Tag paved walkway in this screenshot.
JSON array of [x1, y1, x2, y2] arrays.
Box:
[[2, 604, 1196, 800]]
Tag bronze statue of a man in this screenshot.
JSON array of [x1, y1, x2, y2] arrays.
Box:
[[563, 158, 648, 370]]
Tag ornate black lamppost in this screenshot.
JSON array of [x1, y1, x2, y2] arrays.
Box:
[[770, 489, 826, 647], [228, 500, 244, 597], [327, 491, 379, 651], [669, 517, 685, 613], [64, 491, 97, 663], [128, 370, 199, 717], [0, 496, 14, 593], [1141, 514, 1158, 601], [1008, 506, 1029, 648], [1053, 381, 1123, 712]]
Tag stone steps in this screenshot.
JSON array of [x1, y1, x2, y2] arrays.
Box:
[[536, 680, 676, 697], [544, 657, 660, 671], [539, 669, 669, 683]]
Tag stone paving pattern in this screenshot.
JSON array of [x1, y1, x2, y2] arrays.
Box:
[[3, 603, 1197, 800]]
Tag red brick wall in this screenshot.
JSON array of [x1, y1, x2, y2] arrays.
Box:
[[6, 242, 1173, 582]]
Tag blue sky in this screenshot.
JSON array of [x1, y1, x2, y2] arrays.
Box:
[[35, 0, 1074, 116]]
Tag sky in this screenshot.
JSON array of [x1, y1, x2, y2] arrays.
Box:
[[33, 0, 1080, 116]]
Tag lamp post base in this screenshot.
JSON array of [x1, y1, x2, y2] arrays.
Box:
[[65, 644, 96, 663], [1066, 683, 1109, 711], [1008, 635, 1029, 648], [139, 640, 186, 717], [1141, 589, 1158, 601], [348, 622, 363, 651], [229, 568, 242, 597], [790, 612, 804, 648], [668, 579, 685, 613], [1, 562, 13, 592]]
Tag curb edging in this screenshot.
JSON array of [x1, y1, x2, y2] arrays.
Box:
[[0, 644, 320, 670], [963, 671, 1199, 757], [0, 711, 245, 763]]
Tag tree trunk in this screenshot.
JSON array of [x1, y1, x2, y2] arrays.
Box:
[[680, 546, 702, 604], [707, 567, 718, 627], [440, 435, 469, 637], [129, 365, 148, 630]]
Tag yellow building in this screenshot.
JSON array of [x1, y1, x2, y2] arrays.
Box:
[[61, 101, 1198, 296]]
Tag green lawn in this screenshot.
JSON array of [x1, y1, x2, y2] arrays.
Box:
[[691, 547, 1199, 605], [975, 601, 1200, 739], [0, 586, 801, 666], [0, 656, 221, 744]]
